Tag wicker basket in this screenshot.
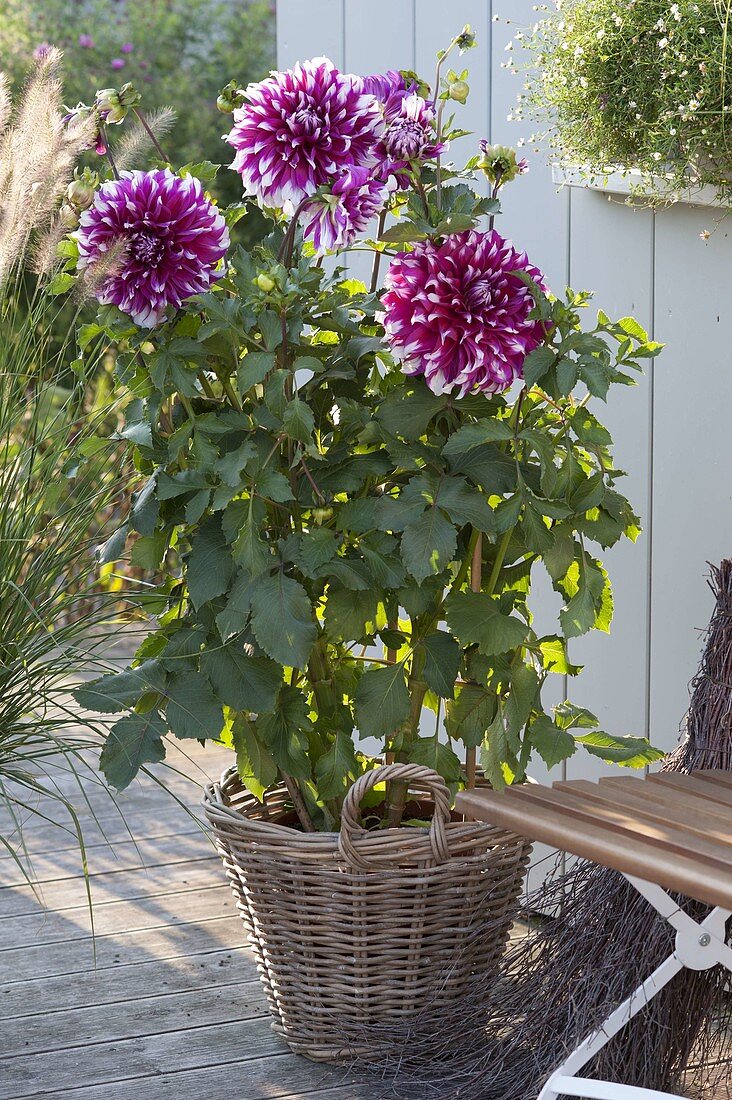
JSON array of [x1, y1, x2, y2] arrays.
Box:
[[203, 761, 531, 1063]]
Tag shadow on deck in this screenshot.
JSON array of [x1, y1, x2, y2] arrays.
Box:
[[0, 740, 363, 1099]]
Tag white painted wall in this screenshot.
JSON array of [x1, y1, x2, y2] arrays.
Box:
[[276, 0, 732, 774]]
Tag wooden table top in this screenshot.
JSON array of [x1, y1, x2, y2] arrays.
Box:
[[455, 770, 732, 911]]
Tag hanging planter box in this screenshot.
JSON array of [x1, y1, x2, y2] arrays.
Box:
[[552, 164, 728, 209]]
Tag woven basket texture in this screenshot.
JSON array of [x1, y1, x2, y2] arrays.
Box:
[[203, 762, 531, 1063]]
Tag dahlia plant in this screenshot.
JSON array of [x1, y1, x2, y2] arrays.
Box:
[[69, 31, 663, 830]]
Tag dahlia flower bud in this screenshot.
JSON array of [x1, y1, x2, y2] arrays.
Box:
[[95, 82, 139, 124], [217, 79, 245, 114], [95, 88, 124, 124], [256, 273, 276, 292], [374, 93, 444, 187], [66, 169, 99, 212], [58, 203, 80, 230], [478, 142, 529, 187], [448, 79, 470, 104], [118, 82, 141, 108], [457, 25, 477, 51]]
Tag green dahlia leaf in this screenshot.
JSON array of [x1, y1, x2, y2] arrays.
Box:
[[529, 715, 576, 768], [354, 663, 410, 742], [250, 573, 317, 668], [445, 683, 497, 748], [401, 509, 457, 584], [232, 716, 278, 801], [187, 517, 236, 610], [575, 731, 665, 768], [446, 590, 529, 656], [165, 672, 224, 740], [420, 631, 461, 699], [200, 645, 281, 714], [100, 710, 167, 791], [315, 731, 359, 800], [73, 660, 166, 714], [409, 735, 463, 784]]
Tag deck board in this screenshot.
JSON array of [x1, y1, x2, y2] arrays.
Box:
[[0, 741, 365, 1099]]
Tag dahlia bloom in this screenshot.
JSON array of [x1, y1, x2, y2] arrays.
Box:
[[381, 229, 546, 397], [227, 57, 384, 209], [302, 167, 390, 255], [358, 69, 407, 101], [376, 93, 443, 184], [75, 169, 229, 328]]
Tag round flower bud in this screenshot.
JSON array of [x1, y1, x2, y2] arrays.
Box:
[[140, 341, 156, 355], [217, 79, 245, 114], [107, 105, 127, 124], [313, 507, 333, 524], [66, 169, 98, 211], [58, 203, 80, 229], [448, 79, 470, 104], [477, 142, 529, 187], [256, 273, 275, 292]]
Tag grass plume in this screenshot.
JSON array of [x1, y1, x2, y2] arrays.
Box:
[[0, 47, 94, 284]]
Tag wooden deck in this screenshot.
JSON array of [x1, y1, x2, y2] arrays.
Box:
[[0, 738, 363, 1099]]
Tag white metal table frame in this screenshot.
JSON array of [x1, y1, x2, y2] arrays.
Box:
[[538, 874, 732, 1100]]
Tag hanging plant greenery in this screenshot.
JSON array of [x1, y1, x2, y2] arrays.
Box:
[[519, 0, 732, 203]]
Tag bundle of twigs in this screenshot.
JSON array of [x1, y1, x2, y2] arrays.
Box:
[[351, 560, 732, 1099]]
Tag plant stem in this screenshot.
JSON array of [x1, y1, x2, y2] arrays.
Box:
[[99, 124, 119, 179], [277, 197, 310, 268], [220, 375, 242, 412], [387, 647, 427, 828], [465, 531, 483, 790], [451, 526, 482, 598], [132, 107, 169, 163], [486, 526, 513, 597], [299, 454, 325, 502], [488, 180, 501, 231], [281, 771, 316, 832], [197, 372, 217, 400], [433, 35, 459, 207], [370, 209, 387, 292]]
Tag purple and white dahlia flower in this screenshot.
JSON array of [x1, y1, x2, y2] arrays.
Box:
[[302, 166, 391, 255], [226, 57, 384, 209], [357, 69, 408, 102], [75, 169, 229, 328], [377, 92, 443, 183], [381, 229, 546, 397]]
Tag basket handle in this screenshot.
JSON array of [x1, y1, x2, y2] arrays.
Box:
[[337, 763, 452, 869]]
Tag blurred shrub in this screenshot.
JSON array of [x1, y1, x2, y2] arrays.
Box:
[[0, 0, 276, 207]]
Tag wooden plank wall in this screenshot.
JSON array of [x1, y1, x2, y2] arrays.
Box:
[[276, 0, 732, 775]]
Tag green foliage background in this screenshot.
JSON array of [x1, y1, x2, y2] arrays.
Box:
[[0, 0, 275, 208]]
